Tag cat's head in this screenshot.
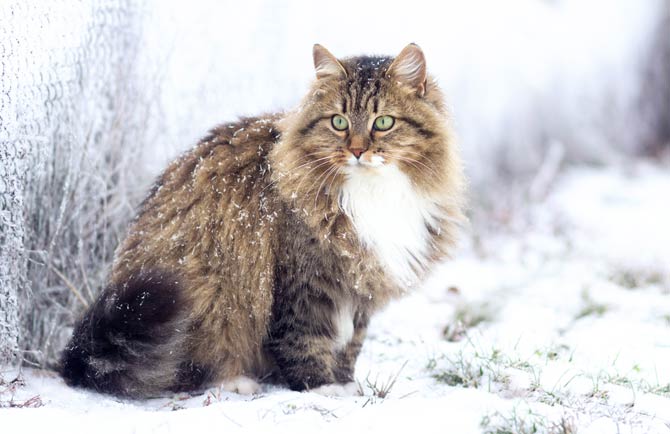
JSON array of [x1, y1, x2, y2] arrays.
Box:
[[274, 44, 458, 201]]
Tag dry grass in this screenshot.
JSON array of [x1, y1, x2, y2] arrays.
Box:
[[359, 361, 409, 406], [0, 374, 43, 408], [481, 408, 576, 434]]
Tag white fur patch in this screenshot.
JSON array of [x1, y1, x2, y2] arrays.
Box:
[[311, 382, 360, 397], [332, 301, 354, 351], [221, 376, 260, 395], [339, 164, 439, 287]]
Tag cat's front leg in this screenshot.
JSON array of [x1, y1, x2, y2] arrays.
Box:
[[270, 334, 337, 391], [267, 289, 343, 391], [333, 310, 369, 384]]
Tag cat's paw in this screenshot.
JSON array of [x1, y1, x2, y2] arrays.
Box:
[[310, 382, 361, 397], [221, 376, 261, 395]]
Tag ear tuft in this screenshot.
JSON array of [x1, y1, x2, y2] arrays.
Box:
[[313, 44, 347, 80], [388, 43, 427, 97]]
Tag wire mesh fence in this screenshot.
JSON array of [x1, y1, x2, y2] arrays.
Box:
[[1, 0, 153, 366]]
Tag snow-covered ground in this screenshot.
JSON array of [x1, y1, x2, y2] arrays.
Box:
[[2, 161, 669, 433]]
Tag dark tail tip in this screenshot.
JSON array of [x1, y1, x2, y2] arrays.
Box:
[[59, 270, 187, 397]]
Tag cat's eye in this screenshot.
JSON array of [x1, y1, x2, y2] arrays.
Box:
[[373, 115, 395, 131], [331, 115, 349, 131]]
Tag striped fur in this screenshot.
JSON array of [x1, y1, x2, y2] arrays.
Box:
[[60, 44, 465, 398]]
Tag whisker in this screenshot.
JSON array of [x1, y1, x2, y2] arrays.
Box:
[[308, 163, 338, 197], [391, 154, 441, 179], [398, 149, 432, 160], [325, 166, 341, 203], [293, 149, 332, 161], [313, 165, 341, 211], [289, 154, 333, 172], [262, 151, 333, 193], [395, 157, 441, 181], [402, 157, 440, 178], [293, 159, 334, 195], [397, 150, 444, 175], [276, 151, 332, 175]]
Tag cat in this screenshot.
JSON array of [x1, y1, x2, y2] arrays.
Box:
[[59, 43, 465, 398]]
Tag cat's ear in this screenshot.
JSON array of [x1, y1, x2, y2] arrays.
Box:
[[388, 43, 427, 97], [313, 44, 347, 80]]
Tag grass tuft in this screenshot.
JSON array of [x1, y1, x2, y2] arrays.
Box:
[[360, 361, 408, 406], [575, 290, 608, 320], [443, 302, 495, 342], [481, 407, 576, 434], [610, 268, 665, 290]]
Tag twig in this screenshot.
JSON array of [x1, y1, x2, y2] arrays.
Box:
[[48, 263, 89, 308], [79, 260, 95, 302]]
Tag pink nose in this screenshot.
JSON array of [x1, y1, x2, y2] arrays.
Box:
[[351, 149, 364, 159]]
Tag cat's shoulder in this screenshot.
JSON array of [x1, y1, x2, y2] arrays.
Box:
[[173, 115, 281, 177], [204, 115, 281, 157], [142, 115, 282, 210]]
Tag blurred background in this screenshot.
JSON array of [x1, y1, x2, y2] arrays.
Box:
[[1, 0, 668, 366]]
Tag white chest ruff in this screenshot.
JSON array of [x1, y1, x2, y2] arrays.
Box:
[[339, 165, 439, 287]]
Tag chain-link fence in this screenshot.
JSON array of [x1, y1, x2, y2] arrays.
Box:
[[1, 0, 154, 366], [0, 112, 25, 365]]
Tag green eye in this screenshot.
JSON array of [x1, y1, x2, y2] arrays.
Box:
[[374, 115, 395, 131], [331, 114, 349, 131]]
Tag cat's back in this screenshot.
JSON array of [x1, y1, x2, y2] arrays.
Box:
[[155, 115, 281, 206], [112, 115, 283, 284]]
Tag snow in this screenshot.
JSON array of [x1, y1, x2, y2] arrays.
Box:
[[3, 162, 670, 433]]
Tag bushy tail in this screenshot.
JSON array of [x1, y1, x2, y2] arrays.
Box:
[[59, 271, 208, 398]]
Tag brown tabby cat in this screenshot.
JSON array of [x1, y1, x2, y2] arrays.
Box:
[[60, 43, 465, 398]]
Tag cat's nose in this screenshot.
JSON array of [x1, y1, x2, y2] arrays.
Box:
[[351, 148, 364, 159], [348, 135, 368, 159]]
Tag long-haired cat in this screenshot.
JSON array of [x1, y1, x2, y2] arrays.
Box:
[[60, 43, 465, 397]]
